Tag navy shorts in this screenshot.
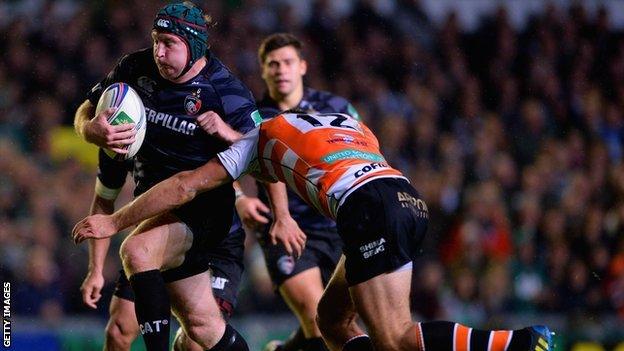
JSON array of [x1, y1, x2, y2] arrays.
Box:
[[114, 227, 245, 318], [160, 185, 235, 282], [336, 177, 429, 286], [258, 227, 343, 287]]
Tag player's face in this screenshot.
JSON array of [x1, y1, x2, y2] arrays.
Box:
[[262, 46, 307, 97], [152, 31, 188, 80]]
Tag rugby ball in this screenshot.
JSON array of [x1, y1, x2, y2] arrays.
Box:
[[95, 82, 146, 160]]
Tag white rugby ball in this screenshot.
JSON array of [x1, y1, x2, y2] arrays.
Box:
[[95, 82, 146, 160]]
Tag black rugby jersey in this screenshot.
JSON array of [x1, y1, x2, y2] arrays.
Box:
[[88, 48, 260, 194], [257, 87, 360, 231], [89, 48, 259, 233]]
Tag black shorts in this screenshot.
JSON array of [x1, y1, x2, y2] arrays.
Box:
[[259, 227, 343, 287], [161, 185, 235, 282], [336, 177, 428, 286], [114, 227, 245, 318]]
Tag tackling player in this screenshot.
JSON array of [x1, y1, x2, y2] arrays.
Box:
[[234, 33, 361, 351], [73, 2, 271, 350], [74, 112, 555, 351]]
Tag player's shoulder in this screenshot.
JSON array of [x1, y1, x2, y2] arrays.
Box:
[[201, 54, 250, 92], [306, 88, 350, 108], [117, 48, 153, 68]]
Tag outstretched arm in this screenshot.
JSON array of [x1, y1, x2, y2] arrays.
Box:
[[72, 158, 231, 243]]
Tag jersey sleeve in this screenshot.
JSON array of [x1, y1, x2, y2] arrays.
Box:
[[218, 78, 263, 134], [86, 54, 132, 105], [96, 149, 129, 200], [217, 127, 260, 180]]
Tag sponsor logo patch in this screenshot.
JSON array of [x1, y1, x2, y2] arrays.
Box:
[[322, 150, 384, 164], [360, 238, 386, 259], [354, 162, 388, 178]]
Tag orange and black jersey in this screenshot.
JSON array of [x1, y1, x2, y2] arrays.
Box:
[[218, 112, 406, 219]]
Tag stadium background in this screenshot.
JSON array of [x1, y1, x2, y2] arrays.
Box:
[[1, 0, 624, 350]]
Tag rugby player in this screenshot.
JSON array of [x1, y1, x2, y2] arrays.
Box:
[[234, 33, 362, 351], [73, 112, 554, 351], [82, 149, 243, 351], [73, 2, 270, 350]]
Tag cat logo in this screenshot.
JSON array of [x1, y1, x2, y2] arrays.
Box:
[[156, 19, 170, 28], [211, 276, 229, 290], [139, 319, 168, 334]]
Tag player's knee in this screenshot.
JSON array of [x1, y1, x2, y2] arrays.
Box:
[[369, 321, 415, 351], [105, 319, 137, 349], [183, 313, 224, 346], [173, 327, 203, 351], [120, 239, 152, 272]]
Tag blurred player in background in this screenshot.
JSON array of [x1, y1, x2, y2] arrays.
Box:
[[73, 2, 268, 350], [234, 33, 361, 351], [73, 111, 555, 351]]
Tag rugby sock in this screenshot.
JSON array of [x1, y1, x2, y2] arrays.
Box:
[[418, 321, 531, 351], [129, 270, 171, 351], [207, 324, 249, 351], [342, 335, 374, 351], [281, 328, 305, 351], [303, 337, 329, 351]]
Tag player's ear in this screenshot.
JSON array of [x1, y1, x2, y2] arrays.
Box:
[[300, 59, 307, 76], [261, 66, 269, 80]]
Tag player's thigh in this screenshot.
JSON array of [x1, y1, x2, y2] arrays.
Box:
[[204, 227, 246, 319], [279, 267, 325, 312], [349, 268, 413, 340], [107, 295, 139, 338], [167, 271, 225, 329], [120, 213, 193, 273]]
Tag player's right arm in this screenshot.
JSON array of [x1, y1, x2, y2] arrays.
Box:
[[75, 54, 136, 152], [74, 100, 136, 154]]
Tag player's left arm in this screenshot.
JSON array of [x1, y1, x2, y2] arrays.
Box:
[[197, 110, 242, 144], [73, 158, 232, 243]]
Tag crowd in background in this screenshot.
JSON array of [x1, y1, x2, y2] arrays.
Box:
[[0, 0, 623, 336]]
